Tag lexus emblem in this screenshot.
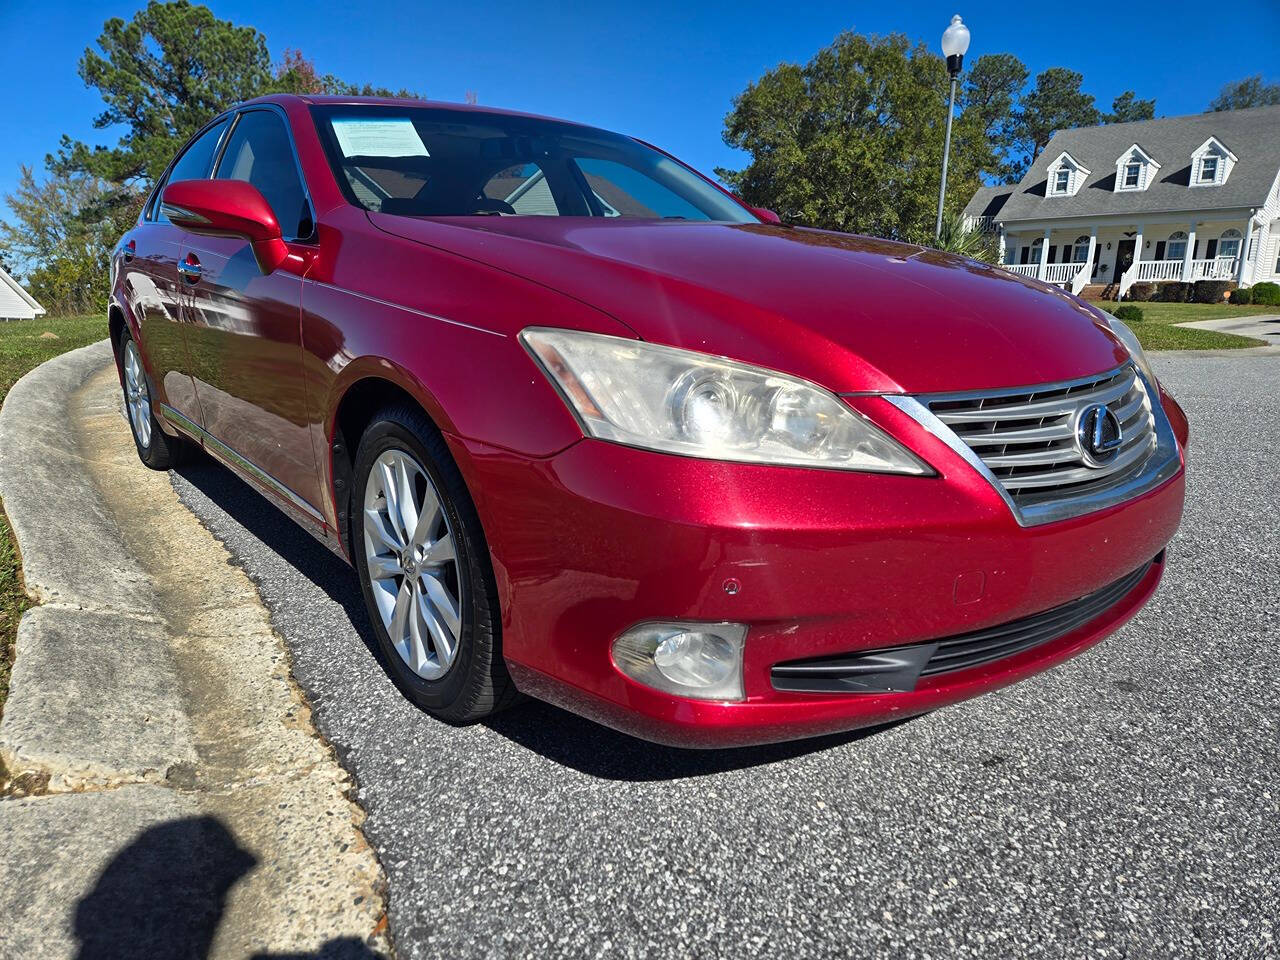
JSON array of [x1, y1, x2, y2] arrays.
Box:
[[1077, 403, 1124, 467]]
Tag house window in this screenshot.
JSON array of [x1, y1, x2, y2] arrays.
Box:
[[1054, 169, 1070, 193], [1124, 163, 1141, 188], [1218, 229, 1242, 260], [1028, 238, 1044, 262], [1200, 157, 1218, 182], [1072, 235, 1091, 263], [1167, 231, 1188, 261]]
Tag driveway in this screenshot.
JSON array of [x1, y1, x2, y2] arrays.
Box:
[[169, 353, 1279, 960], [1176, 313, 1280, 343]]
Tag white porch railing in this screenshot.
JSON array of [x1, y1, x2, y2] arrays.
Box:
[[999, 261, 1089, 292], [1043, 263, 1078, 285], [1119, 257, 1241, 299], [1191, 257, 1238, 281], [1135, 260, 1183, 282], [1118, 261, 1139, 301]]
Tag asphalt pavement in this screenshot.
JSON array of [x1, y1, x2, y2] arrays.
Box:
[[170, 352, 1279, 960]]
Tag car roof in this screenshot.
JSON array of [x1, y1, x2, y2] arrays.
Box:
[[243, 93, 595, 130]]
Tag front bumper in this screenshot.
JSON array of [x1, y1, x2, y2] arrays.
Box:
[[450, 391, 1186, 748]]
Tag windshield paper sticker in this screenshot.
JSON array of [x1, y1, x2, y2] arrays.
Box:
[[332, 119, 429, 158]]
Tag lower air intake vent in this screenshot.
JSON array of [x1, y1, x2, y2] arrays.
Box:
[[771, 559, 1155, 694]]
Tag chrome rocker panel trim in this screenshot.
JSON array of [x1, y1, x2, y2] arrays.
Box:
[[158, 403, 325, 526]]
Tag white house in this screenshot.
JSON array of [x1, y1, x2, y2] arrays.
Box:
[[963, 104, 1280, 300], [0, 265, 45, 321]]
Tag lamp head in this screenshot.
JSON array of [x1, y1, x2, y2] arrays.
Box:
[[941, 15, 970, 76]]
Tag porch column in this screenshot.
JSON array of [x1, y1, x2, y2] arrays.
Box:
[[1084, 225, 1098, 280], [1180, 221, 1197, 282], [1037, 227, 1051, 280], [997, 228, 1007, 265], [1238, 216, 1256, 285]]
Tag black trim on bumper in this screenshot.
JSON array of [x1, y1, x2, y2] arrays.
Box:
[[771, 557, 1158, 694]]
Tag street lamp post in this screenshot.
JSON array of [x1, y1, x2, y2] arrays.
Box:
[[935, 14, 971, 242]]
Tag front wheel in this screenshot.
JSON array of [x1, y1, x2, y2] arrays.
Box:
[[351, 404, 517, 722]]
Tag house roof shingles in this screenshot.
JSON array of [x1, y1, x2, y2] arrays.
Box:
[[992, 104, 1280, 224], [962, 185, 1013, 219]]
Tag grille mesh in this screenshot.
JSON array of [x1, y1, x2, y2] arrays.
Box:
[[926, 365, 1157, 510]]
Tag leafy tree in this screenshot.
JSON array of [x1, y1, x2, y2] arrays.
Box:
[[0, 166, 133, 313], [272, 48, 422, 99], [51, 1, 275, 188], [1005, 68, 1100, 179], [718, 32, 986, 241], [1209, 75, 1280, 111], [1105, 91, 1155, 123], [960, 53, 1029, 181], [19, 2, 422, 317]]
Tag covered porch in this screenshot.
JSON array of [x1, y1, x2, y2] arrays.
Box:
[[997, 215, 1257, 299]]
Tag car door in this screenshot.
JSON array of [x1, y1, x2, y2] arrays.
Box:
[[121, 117, 230, 426], [179, 106, 324, 524]]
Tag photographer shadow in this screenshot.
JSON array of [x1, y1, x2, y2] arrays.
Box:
[[73, 815, 384, 960]]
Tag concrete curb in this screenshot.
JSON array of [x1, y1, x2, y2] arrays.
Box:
[[0, 343, 390, 957]]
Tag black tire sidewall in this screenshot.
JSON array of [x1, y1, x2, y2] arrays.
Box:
[[119, 331, 170, 469], [351, 413, 483, 713]]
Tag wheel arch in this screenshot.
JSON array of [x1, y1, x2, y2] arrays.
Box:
[[329, 374, 450, 558]]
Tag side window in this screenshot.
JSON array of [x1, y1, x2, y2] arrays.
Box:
[[482, 162, 559, 215], [150, 119, 228, 222], [215, 110, 313, 239]]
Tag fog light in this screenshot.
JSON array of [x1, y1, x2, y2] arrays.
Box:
[[611, 622, 746, 701]]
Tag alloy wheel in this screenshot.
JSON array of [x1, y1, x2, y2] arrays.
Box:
[[123, 340, 152, 450], [362, 449, 464, 680]]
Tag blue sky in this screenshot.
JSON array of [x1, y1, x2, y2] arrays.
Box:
[[2, 0, 1278, 207]]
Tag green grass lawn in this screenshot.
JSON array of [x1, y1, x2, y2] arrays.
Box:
[[1095, 300, 1274, 350], [1, 313, 107, 720]]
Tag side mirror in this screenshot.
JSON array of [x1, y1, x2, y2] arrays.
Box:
[[750, 206, 782, 225], [161, 179, 289, 274]]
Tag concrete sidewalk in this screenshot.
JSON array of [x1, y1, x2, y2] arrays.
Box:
[[0, 343, 389, 958], [1175, 313, 1280, 342]]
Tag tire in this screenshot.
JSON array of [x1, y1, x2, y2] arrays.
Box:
[[351, 403, 517, 722], [118, 330, 189, 470]]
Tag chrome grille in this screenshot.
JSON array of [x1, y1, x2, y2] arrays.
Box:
[[924, 364, 1159, 515]]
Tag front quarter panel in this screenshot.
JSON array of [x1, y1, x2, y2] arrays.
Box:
[[299, 207, 632, 532]]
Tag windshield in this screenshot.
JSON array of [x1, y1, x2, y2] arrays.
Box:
[[311, 104, 755, 223]]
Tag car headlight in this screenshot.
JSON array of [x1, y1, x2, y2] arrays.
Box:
[[1104, 314, 1158, 387], [521, 327, 929, 474]]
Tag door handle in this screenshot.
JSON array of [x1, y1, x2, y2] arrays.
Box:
[[178, 254, 202, 284]]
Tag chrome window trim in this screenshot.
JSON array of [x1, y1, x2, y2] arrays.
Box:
[[887, 364, 1182, 527], [158, 403, 325, 525]]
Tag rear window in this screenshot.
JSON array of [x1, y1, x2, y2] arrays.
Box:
[[311, 105, 754, 223]]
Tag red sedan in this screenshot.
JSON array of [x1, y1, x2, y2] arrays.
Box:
[[110, 95, 1187, 747]]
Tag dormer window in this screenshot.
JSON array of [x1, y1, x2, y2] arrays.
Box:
[[1114, 144, 1158, 193], [1190, 136, 1236, 187], [1046, 151, 1089, 197]]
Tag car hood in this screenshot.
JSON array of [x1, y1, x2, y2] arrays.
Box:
[[369, 214, 1128, 394]]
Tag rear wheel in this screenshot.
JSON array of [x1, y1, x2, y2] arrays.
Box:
[[119, 332, 188, 470], [351, 404, 517, 722]]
